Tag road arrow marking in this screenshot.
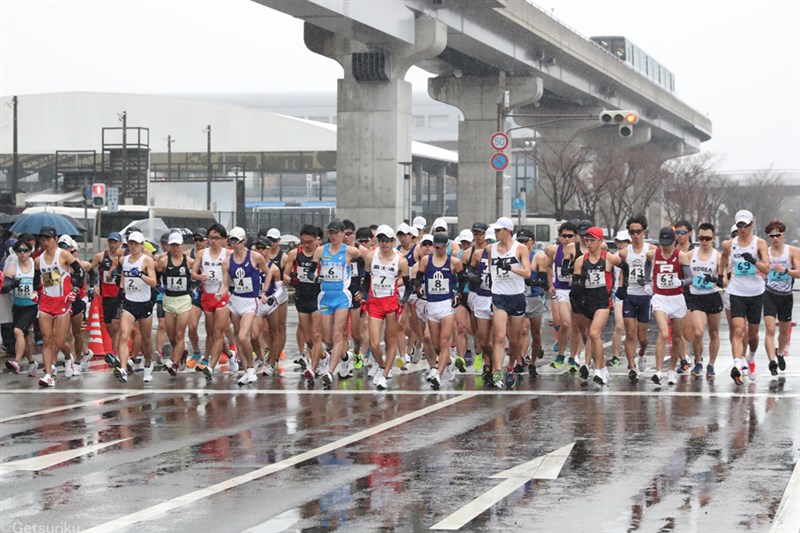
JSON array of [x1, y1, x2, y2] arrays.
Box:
[[431, 442, 575, 531], [0, 438, 132, 474]]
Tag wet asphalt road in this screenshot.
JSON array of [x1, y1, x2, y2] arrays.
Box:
[[1, 302, 799, 532]]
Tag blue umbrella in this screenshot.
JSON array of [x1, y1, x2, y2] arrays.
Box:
[[10, 212, 79, 236]]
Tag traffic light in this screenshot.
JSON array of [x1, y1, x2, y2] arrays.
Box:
[[599, 109, 639, 137], [91, 183, 107, 207]]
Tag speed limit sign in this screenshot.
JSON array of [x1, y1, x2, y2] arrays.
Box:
[[490, 132, 509, 151]]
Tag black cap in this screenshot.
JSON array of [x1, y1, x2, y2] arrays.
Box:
[[516, 228, 535, 241], [658, 226, 676, 246], [471, 222, 489, 232], [39, 226, 57, 238], [193, 228, 207, 239], [160, 231, 171, 243], [126, 225, 141, 236], [577, 220, 593, 235], [327, 219, 345, 232], [433, 232, 449, 246]]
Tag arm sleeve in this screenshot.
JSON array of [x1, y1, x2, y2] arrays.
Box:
[[682, 264, 693, 287]]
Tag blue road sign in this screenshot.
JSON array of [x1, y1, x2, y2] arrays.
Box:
[[490, 152, 509, 172], [512, 197, 525, 210]]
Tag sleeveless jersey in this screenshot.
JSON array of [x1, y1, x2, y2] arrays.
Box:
[[229, 250, 261, 298], [200, 248, 226, 294], [583, 251, 612, 292], [122, 255, 150, 303], [491, 241, 525, 295], [528, 250, 545, 297], [689, 248, 719, 296], [270, 249, 285, 279], [399, 244, 416, 269], [766, 246, 793, 294], [294, 250, 321, 300], [319, 244, 350, 293], [626, 244, 649, 297], [728, 236, 765, 297], [370, 250, 401, 299], [13, 259, 36, 307], [164, 254, 192, 297], [99, 250, 121, 298], [474, 249, 493, 297], [553, 244, 571, 290], [652, 247, 683, 296], [263, 262, 277, 297], [424, 255, 454, 302], [39, 248, 70, 298]]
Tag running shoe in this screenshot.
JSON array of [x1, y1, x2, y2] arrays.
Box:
[[195, 358, 209, 373], [321, 372, 333, 387], [628, 368, 639, 382], [464, 349, 473, 366], [593, 369, 607, 386], [229, 357, 239, 374], [482, 364, 492, 382], [237, 371, 250, 386], [493, 370, 505, 389], [473, 352, 483, 371], [637, 355, 647, 372], [80, 351, 93, 372], [769, 360, 778, 376], [538, 348, 545, 359], [513, 364, 524, 375], [552, 341, 559, 353], [706, 364, 715, 380], [338, 363, 353, 379], [396, 357, 408, 371], [676, 359, 689, 374], [579, 364, 589, 380], [731, 367, 743, 386], [342, 350, 351, 362], [455, 356, 467, 373], [748, 358, 756, 375], [667, 370, 677, 385], [38, 374, 55, 387], [607, 356, 621, 368], [353, 352, 364, 370], [64, 357, 76, 378], [549, 355, 565, 369], [426, 368, 437, 382], [505, 368, 516, 389], [304, 368, 315, 382], [113, 367, 128, 383], [186, 352, 201, 369], [691, 362, 703, 377], [5, 360, 21, 373], [444, 363, 456, 382], [143, 363, 154, 383], [105, 353, 120, 368], [164, 359, 178, 376], [651, 371, 662, 385], [529, 364, 538, 378], [430, 372, 441, 390], [247, 368, 258, 383], [27, 361, 38, 377], [777, 355, 786, 371], [200, 364, 213, 382], [262, 363, 275, 377], [567, 358, 579, 373], [375, 375, 388, 390]]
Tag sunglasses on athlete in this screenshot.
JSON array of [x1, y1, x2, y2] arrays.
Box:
[[697, 236, 714, 242], [768, 233, 784, 238], [736, 222, 752, 228], [674, 229, 689, 235]]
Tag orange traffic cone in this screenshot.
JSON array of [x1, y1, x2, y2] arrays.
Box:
[[87, 297, 113, 356]]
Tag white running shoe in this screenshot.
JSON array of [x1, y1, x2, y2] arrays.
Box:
[[262, 363, 274, 377], [426, 368, 438, 382], [143, 363, 154, 382], [64, 358, 75, 378], [638, 355, 647, 372], [38, 374, 55, 387], [368, 364, 378, 378], [247, 367, 258, 383], [372, 371, 383, 386], [667, 370, 677, 385], [338, 361, 352, 379], [134, 357, 145, 372], [27, 361, 38, 377], [237, 372, 249, 386], [445, 362, 456, 382], [71, 363, 81, 377], [80, 351, 92, 372], [592, 368, 607, 385], [229, 357, 239, 374], [375, 375, 388, 390], [51, 363, 58, 375]]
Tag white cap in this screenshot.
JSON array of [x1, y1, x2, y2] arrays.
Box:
[[413, 216, 427, 230], [485, 228, 497, 241], [730, 224, 738, 234], [70, 237, 78, 250], [431, 217, 448, 231], [408, 226, 419, 237], [614, 230, 631, 242], [396, 222, 412, 235], [267, 228, 281, 240], [490, 216, 514, 231], [420, 233, 434, 244], [168, 232, 183, 245], [127, 231, 144, 243], [375, 224, 395, 239], [458, 229, 473, 243], [57, 234, 72, 246], [735, 209, 754, 225], [229, 227, 247, 242]]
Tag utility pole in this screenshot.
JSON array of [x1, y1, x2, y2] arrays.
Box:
[[11, 96, 18, 209], [165, 135, 175, 179], [205, 125, 212, 211], [119, 111, 128, 203], [496, 72, 507, 219]]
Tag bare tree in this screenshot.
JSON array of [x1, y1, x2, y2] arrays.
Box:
[[662, 153, 723, 226], [530, 137, 591, 220], [719, 167, 789, 232]]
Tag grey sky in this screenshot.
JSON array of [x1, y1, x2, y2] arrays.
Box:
[[1, 0, 798, 173]]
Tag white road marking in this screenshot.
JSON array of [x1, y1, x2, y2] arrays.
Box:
[[0, 438, 132, 473], [431, 442, 575, 530], [770, 458, 800, 533], [0, 394, 137, 423], [81, 392, 477, 533]]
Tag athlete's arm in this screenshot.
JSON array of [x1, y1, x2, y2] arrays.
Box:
[[755, 238, 771, 275], [511, 244, 531, 278], [140, 257, 158, 288], [191, 252, 205, 281]]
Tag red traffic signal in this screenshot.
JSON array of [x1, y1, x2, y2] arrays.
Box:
[[599, 109, 639, 137], [91, 183, 107, 207]]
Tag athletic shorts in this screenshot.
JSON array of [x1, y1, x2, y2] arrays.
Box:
[[763, 291, 792, 322], [13, 304, 38, 333], [38, 294, 71, 317], [257, 295, 279, 317], [492, 293, 526, 317], [425, 299, 454, 323], [163, 294, 192, 315], [722, 290, 730, 311], [729, 293, 764, 325], [295, 294, 319, 315], [467, 292, 492, 320], [569, 289, 585, 316], [229, 294, 258, 316], [102, 295, 122, 323], [201, 292, 230, 313], [275, 285, 289, 306], [122, 300, 153, 321], [318, 290, 351, 315], [367, 294, 400, 320], [191, 288, 202, 308], [555, 288, 571, 303], [415, 299, 428, 321], [347, 287, 362, 310], [71, 298, 87, 318], [683, 290, 694, 310], [583, 288, 611, 320], [688, 292, 723, 315], [525, 296, 546, 318], [651, 293, 687, 320], [623, 294, 651, 323]]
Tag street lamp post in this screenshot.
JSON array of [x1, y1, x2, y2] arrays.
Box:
[[165, 134, 175, 179], [204, 125, 212, 211]]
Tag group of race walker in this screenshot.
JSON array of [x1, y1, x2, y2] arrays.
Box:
[[2, 208, 797, 391]]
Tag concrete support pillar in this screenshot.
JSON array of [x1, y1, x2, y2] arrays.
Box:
[[305, 18, 446, 227], [429, 75, 543, 224], [435, 163, 446, 216]]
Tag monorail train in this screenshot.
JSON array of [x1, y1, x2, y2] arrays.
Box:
[[590, 36, 675, 93]]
